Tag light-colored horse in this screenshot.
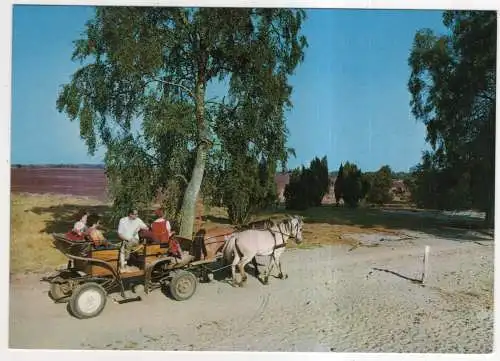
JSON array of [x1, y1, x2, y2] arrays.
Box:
[[222, 216, 304, 286]]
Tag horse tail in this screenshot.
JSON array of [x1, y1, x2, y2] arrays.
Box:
[[222, 233, 237, 265]]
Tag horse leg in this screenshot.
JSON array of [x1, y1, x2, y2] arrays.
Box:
[[237, 256, 253, 285], [276, 256, 288, 279], [231, 253, 241, 287], [252, 257, 260, 277], [237, 263, 246, 284], [260, 255, 276, 285]]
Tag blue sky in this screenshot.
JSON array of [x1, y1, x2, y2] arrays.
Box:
[[11, 5, 447, 172]]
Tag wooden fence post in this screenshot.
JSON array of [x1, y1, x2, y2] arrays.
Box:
[[421, 245, 430, 284]]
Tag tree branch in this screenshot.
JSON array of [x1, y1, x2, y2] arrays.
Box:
[[148, 78, 195, 99], [205, 98, 241, 116], [173, 174, 189, 185], [477, 92, 495, 103]]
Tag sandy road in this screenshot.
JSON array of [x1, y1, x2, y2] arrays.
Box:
[[9, 231, 494, 353]]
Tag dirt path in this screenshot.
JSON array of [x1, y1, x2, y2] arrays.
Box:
[[9, 231, 493, 353]]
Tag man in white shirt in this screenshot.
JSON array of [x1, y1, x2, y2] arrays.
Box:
[[117, 208, 149, 272]]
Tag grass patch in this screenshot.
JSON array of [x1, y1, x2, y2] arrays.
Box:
[[10, 193, 112, 274], [292, 242, 322, 250]]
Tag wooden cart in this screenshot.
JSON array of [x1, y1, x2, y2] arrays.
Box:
[[42, 233, 227, 319]]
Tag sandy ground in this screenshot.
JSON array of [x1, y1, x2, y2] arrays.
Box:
[[9, 229, 494, 353]]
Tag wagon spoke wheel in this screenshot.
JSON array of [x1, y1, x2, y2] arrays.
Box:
[[69, 282, 107, 319], [169, 271, 197, 301]]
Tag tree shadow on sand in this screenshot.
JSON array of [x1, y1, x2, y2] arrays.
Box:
[[29, 202, 494, 246], [371, 267, 424, 284], [30, 204, 185, 243], [30, 203, 124, 240], [260, 205, 493, 244]]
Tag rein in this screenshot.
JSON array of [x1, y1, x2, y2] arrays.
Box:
[[203, 232, 235, 244]]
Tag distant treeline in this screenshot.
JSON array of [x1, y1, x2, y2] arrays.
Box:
[[288, 170, 411, 179], [11, 164, 410, 179], [12, 164, 106, 169]]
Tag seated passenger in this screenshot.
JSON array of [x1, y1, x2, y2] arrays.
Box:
[[73, 211, 89, 236], [150, 208, 175, 242], [152, 208, 182, 258], [87, 213, 110, 249], [65, 211, 89, 241], [118, 208, 150, 272]]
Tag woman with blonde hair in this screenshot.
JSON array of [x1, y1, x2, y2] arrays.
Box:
[[86, 213, 109, 248]]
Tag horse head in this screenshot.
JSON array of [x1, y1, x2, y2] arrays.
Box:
[[276, 215, 303, 244], [290, 215, 304, 243]]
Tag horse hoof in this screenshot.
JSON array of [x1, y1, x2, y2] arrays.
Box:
[[284, 274, 288, 279]]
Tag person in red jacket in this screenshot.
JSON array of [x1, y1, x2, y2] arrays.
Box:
[[151, 208, 182, 258], [151, 208, 173, 241]]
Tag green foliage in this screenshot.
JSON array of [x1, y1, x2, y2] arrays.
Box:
[[207, 153, 279, 226], [284, 155, 330, 210], [284, 167, 309, 210], [392, 171, 411, 181], [366, 165, 393, 205], [341, 162, 364, 208], [308, 156, 330, 206], [407, 152, 473, 210], [221, 155, 259, 225], [56, 7, 308, 236], [334, 163, 344, 205], [360, 173, 372, 200], [408, 10, 496, 226], [257, 157, 280, 210]]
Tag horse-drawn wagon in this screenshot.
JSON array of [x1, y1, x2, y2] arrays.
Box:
[[41, 232, 226, 319], [41, 215, 304, 319]]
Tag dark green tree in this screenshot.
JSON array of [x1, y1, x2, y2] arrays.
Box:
[[220, 154, 261, 225], [257, 156, 279, 210], [284, 167, 309, 210], [366, 165, 393, 205], [407, 151, 473, 210], [283, 155, 330, 210], [308, 156, 329, 206], [341, 162, 364, 208], [56, 7, 308, 237], [408, 10, 496, 226], [334, 163, 344, 206], [360, 172, 372, 200]]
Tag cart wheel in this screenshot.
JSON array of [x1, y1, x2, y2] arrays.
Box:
[[69, 282, 107, 319], [169, 271, 197, 301]]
